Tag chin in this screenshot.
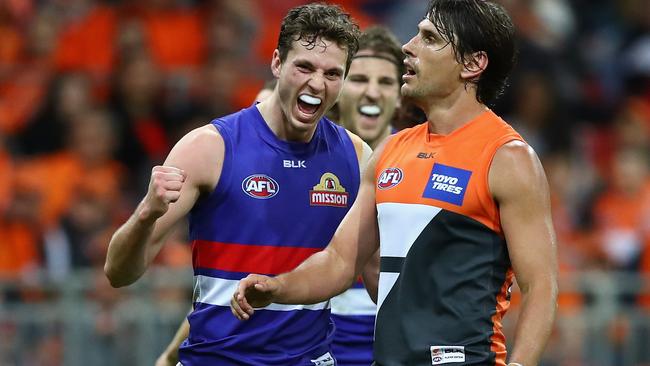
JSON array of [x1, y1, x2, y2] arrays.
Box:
[[292, 117, 319, 130]]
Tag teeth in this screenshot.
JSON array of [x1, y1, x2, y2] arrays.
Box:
[[299, 94, 322, 106], [359, 105, 381, 117]]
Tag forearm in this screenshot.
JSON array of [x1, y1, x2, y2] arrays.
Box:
[[361, 249, 379, 303], [508, 281, 558, 365], [275, 247, 356, 304], [104, 203, 158, 287], [160, 317, 190, 364]]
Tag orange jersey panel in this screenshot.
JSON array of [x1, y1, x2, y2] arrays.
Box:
[[376, 109, 523, 234]]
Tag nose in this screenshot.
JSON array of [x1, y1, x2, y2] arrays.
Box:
[[364, 80, 381, 101], [402, 36, 416, 58], [307, 73, 326, 94]]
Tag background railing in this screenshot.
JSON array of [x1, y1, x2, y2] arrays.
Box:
[[3, 269, 650, 366]]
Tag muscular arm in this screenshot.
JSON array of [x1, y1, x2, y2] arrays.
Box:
[[489, 141, 558, 366], [104, 125, 223, 287], [347, 131, 379, 302], [232, 138, 390, 317]]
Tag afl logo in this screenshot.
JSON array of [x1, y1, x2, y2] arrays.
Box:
[[242, 174, 279, 199], [377, 167, 403, 190]]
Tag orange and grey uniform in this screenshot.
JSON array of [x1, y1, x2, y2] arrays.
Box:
[[373, 110, 524, 366]]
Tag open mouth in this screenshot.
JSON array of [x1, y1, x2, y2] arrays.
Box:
[[297, 94, 322, 115], [359, 104, 381, 118], [404, 61, 416, 79]]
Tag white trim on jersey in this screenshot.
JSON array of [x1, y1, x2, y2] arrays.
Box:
[[194, 275, 331, 311], [376, 202, 442, 310], [331, 287, 376, 316], [377, 202, 442, 258]]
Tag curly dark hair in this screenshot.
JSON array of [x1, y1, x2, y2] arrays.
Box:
[[426, 0, 517, 105], [277, 3, 361, 76]]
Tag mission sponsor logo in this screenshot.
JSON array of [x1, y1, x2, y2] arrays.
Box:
[[242, 174, 279, 199], [310, 173, 349, 207], [422, 163, 472, 206], [430, 346, 465, 365], [377, 167, 403, 190]]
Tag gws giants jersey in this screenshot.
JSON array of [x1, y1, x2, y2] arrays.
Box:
[[179, 105, 360, 366], [374, 110, 524, 366]]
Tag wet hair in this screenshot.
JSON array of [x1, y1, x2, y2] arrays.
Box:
[[355, 26, 405, 83], [277, 3, 361, 75], [426, 0, 517, 105]]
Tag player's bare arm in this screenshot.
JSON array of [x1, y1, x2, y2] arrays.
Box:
[[104, 125, 224, 287], [155, 315, 190, 366], [346, 130, 379, 301], [231, 137, 391, 320], [489, 140, 558, 366]]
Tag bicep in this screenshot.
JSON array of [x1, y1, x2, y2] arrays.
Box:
[[329, 145, 381, 274], [148, 126, 224, 257], [490, 142, 557, 290]]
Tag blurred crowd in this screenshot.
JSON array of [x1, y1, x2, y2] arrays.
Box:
[[1, 0, 650, 364]]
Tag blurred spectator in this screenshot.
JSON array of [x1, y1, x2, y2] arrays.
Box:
[[109, 50, 168, 190], [591, 147, 650, 271], [42, 108, 123, 279], [0, 2, 23, 72], [124, 0, 206, 72], [0, 8, 58, 135], [13, 108, 124, 281], [0, 183, 41, 282], [17, 72, 95, 156], [506, 69, 570, 156], [52, 0, 118, 81], [0, 131, 12, 214]]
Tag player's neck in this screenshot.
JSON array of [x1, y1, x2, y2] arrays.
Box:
[[421, 90, 488, 135], [369, 126, 392, 149], [257, 94, 318, 143]]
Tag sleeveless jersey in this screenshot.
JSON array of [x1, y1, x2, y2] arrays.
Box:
[[330, 278, 376, 365], [178, 105, 360, 366], [373, 110, 524, 366]]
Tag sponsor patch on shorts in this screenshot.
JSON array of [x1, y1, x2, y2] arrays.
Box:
[[430, 346, 465, 365], [422, 163, 472, 206], [311, 351, 335, 366]]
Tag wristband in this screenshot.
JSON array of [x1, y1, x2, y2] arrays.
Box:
[[507, 363, 523, 366]]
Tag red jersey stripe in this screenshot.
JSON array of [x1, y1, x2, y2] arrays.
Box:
[[192, 240, 321, 275]]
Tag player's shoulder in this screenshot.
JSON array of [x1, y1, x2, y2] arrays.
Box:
[[181, 124, 224, 147], [489, 140, 546, 200], [169, 124, 224, 167], [166, 124, 224, 191]]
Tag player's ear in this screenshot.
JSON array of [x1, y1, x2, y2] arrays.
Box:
[[271, 49, 282, 78], [460, 51, 488, 81]]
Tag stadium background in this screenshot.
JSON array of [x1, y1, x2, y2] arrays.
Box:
[[1, 0, 650, 365]]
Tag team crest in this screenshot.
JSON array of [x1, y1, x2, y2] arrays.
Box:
[[310, 173, 349, 207], [377, 167, 403, 190], [242, 174, 279, 199]]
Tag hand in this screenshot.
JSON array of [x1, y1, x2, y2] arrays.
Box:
[[141, 166, 186, 220], [231, 274, 281, 320]]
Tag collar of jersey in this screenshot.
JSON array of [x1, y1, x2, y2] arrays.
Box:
[[249, 103, 322, 155]]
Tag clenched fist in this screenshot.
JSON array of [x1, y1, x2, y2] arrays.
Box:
[[141, 166, 187, 220]]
